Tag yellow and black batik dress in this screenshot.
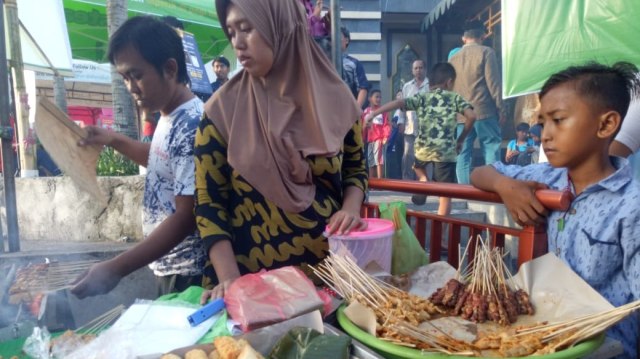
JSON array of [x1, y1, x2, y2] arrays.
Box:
[[194, 116, 367, 287]]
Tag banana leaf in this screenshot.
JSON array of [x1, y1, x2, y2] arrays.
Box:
[[269, 327, 351, 359]]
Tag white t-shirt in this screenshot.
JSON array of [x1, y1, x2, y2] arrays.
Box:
[[144, 97, 206, 277], [615, 97, 640, 153], [402, 78, 429, 135]]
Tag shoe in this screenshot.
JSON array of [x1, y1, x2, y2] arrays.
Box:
[[411, 194, 427, 205]]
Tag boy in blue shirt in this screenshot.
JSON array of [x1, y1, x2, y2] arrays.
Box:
[[471, 62, 640, 357]]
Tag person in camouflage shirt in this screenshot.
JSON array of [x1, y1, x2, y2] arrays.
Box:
[[365, 63, 476, 215]]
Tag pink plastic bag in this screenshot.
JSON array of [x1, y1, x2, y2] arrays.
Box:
[[224, 266, 327, 332]]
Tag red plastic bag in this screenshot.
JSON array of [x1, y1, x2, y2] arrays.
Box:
[[224, 266, 327, 332]]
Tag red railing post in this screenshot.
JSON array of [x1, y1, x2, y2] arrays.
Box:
[[429, 220, 443, 262], [448, 224, 461, 269], [517, 225, 548, 267], [415, 217, 427, 250], [362, 179, 570, 268]]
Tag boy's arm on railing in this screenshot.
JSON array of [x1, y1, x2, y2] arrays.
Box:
[[367, 178, 572, 267], [368, 178, 571, 211], [470, 165, 549, 227]]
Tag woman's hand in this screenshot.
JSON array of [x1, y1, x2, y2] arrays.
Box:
[[326, 209, 366, 236], [505, 150, 519, 162], [200, 277, 238, 304]]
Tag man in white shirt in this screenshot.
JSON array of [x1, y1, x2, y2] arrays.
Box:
[[400, 59, 429, 180]]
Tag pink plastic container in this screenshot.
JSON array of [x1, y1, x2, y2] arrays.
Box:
[[325, 218, 395, 273]]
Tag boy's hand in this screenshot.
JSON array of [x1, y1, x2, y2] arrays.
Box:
[[496, 177, 549, 226], [363, 113, 373, 124]]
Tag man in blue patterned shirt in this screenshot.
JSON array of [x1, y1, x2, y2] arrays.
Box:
[[471, 62, 640, 357], [72, 16, 205, 298]]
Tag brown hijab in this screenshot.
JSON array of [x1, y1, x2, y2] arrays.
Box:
[[207, 0, 361, 213]]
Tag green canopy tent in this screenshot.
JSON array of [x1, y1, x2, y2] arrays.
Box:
[[502, 0, 640, 99], [63, 0, 229, 64]]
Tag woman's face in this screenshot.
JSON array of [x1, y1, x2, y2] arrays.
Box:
[[225, 4, 274, 78]]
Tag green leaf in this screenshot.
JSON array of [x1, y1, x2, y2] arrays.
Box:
[[269, 327, 351, 359]]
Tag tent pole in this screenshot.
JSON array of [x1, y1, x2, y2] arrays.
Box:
[[5, 0, 37, 178], [0, 0, 21, 252]]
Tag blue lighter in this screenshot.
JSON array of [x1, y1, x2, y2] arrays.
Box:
[[187, 298, 225, 327]]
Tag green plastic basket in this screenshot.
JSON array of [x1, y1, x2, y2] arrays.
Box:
[[337, 305, 604, 359]]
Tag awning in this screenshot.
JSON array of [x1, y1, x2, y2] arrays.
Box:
[[63, 0, 228, 63], [421, 0, 457, 32], [9, 0, 74, 76]]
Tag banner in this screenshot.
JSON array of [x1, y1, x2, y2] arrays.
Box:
[[502, 0, 640, 98]]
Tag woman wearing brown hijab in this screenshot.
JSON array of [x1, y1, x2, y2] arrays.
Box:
[[196, 0, 367, 300]]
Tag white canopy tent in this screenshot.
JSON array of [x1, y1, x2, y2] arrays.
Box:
[[6, 0, 73, 76]]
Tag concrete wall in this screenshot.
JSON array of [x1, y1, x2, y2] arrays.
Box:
[[0, 176, 144, 242]]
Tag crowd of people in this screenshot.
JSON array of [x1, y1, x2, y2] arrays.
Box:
[[66, 0, 639, 357]]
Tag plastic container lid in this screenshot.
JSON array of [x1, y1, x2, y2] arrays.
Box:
[[324, 218, 394, 240]]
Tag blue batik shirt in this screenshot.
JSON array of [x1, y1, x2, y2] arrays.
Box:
[[144, 97, 206, 277], [493, 158, 640, 358]]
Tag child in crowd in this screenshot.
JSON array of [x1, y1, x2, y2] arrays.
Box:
[[299, 0, 328, 37], [505, 122, 535, 165], [362, 89, 390, 179], [528, 123, 542, 164], [470, 62, 640, 357], [385, 90, 405, 179], [365, 63, 476, 215]]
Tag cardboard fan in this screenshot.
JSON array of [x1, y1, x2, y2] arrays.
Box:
[[35, 97, 107, 205]]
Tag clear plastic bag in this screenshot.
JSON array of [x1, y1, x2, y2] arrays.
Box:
[[224, 266, 327, 332], [22, 326, 51, 359]]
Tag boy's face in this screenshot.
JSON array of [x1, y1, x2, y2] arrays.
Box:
[[516, 129, 528, 141], [114, 45, 175, 114], [370, 92, 381, 106], [539, 82, 606, 169]]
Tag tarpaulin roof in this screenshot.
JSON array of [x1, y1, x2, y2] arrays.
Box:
[[502, 0, 640, 98], [10, 0, 74, 76], [63, 0, 228, 63]]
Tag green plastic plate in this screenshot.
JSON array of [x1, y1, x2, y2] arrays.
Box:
[[337, 305, 604, 359]]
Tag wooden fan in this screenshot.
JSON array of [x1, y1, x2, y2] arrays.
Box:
[[35, 97, 107, 205]]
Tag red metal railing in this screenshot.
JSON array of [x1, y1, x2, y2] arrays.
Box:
[[362, 178, 572, 269]]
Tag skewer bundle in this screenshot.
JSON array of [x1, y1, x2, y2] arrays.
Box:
[[313, 253, 465, 354], [429, 235, 534, 325], [50, 305, 125, 358], [315, 240, 640, 357], [513, 300, 640, 355], [8, 260, 98, 304]]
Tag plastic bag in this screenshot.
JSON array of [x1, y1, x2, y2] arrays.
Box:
[[379, 202, 429, 275], [224, 266, 327, 332], [22, 326, 51, 359]]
